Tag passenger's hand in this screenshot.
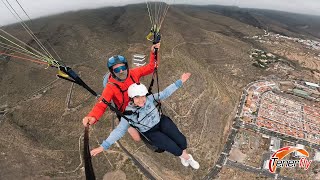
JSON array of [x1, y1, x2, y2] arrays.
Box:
[[151, 43, 160, 51], [91, 146, 104, 156], [181, 73, 191, 83], [82, 116, 97, 127]]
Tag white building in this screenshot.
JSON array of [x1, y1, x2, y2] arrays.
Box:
[[269, 137, 281, 152], [133, 54, 146, 67], [133, 54, 146, 62], [293, 144, 306, 158], [305, 82, 320, 88], [263, 160, 269, 170], [314, 151, 320, 162]]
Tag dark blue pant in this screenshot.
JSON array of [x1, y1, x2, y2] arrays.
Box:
[[142, 115, 187, 156]]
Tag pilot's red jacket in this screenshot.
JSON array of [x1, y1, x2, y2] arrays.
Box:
[[87, 52, 157, 121]]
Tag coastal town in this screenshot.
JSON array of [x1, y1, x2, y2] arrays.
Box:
[[207, 79, 320, 180], [242, 81, 320, 144], [249, 30, 320, 51]]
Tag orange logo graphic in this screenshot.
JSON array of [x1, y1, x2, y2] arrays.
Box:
[[269, 146, 312, 173]]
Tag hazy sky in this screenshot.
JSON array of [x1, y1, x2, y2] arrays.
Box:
[[0, 0, 319, 25]]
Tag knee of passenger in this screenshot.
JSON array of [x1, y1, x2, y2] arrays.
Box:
[[128, 128, 141, 142], [132, 134, 141, 142]]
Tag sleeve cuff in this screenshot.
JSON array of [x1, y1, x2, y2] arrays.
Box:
[[175, 79, 183, 88], [101, 141, 111, 150]]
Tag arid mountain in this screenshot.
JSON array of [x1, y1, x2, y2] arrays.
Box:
[[0, 4, 319, 180], [194, 5, 320, 39]]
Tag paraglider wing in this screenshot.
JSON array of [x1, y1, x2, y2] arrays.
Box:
[[84, 127, 96, 180], [145, 0, 173, 43]]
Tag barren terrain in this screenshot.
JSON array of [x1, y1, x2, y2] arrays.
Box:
[[1, 4, 319, 180]]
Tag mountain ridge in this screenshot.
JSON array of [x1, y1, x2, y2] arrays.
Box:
[[1, 3, 319, 180]]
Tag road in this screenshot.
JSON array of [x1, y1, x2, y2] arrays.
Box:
[[203, 80, 317, 180], [226, 159, 297, 180]]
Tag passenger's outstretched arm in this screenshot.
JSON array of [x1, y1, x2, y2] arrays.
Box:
[[152, 73, 191, 101], [90, 119, 130, 156]]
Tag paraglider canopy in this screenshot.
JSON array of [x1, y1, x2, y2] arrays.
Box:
[[145, 0, 173, 43]]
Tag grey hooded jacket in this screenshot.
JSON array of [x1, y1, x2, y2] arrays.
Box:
[[101, 79, 183, 150]]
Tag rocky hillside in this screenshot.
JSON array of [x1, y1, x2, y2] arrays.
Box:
[[0, 4, 319, 180]]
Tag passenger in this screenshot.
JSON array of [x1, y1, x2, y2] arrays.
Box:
[[90, 73, 200, 169], [82, 43, 161, 142]]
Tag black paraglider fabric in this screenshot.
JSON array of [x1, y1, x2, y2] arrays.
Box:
[[58, 66, 98, 97], [84, 127, 96, 180]]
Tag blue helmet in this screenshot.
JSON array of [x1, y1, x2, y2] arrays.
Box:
[[107, 55, 128, 69]]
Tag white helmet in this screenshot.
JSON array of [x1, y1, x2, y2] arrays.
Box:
[[128, 83, 148, 98]]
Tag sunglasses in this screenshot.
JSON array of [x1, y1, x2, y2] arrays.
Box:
[[113, 65, 127, 73]]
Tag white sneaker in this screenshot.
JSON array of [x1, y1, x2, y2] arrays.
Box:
[[186, 154, 200, 169], [180, 156, 189, 167]]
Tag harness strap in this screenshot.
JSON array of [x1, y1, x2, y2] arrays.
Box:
[[107, 75, 137, 111], [58, 66, 98, 97], [101, 98, 153, 143], [147, 49, 162, 116], [130, 75, 137, 83], [103, 72, 163, 152]]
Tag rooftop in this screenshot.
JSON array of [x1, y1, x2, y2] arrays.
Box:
[[241, 81, 320, 144], [314, 151, 320, 162], [305, 82, 320, 88]]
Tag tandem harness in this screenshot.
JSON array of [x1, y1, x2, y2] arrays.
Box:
[[102, 73, 164, 153]]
